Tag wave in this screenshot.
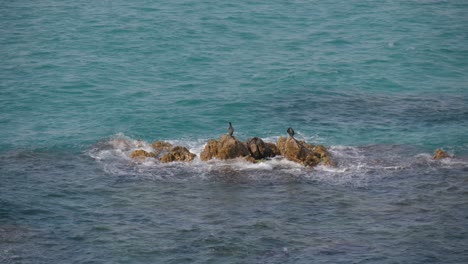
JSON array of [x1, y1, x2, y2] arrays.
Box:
[[86, 133, 468, 185]]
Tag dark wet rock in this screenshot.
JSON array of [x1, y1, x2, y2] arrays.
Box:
[[200, 135, 250, 161], [432, 148, 450, 160], [160, 146, 196, 163], [130, 149, 156, 159], [277, 136, 334, 167], [246, 137, 280, 160]]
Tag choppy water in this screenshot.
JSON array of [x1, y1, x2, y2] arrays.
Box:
[[1, 1, 468, 263]]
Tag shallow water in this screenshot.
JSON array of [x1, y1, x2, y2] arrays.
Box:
[[1, 0, 468, 263]]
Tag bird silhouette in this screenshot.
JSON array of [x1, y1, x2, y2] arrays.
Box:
[[228, 122, 234, 137], [287, 127, 295, 138], [286, 127, 315, 155]]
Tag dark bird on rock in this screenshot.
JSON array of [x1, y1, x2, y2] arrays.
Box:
[[228, 122, 234, 137], [287, 127, 295, 138]]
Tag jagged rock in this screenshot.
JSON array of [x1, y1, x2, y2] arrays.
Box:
[[200, 139, 219, 161], [277, 137, 317, 166], [265, 142, 280, 155], [432, 148, 449, 160], [130, 149, 156, 159], [246, 137, 280, 160], [277, 136, 334, 167], [200, 135, 250, 161], [160, 146, 196, 163], [151, 141, 173, 156]]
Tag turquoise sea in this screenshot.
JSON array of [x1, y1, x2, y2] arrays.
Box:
[[1, 1, 468, 263]]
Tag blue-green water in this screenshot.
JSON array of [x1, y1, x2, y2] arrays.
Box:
[[1, 1, 468, 263]]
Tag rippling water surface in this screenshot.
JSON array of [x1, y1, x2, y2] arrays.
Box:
[[1, 0, 468, 263]]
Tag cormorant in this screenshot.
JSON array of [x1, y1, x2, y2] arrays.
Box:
[[228, 122, 234, 137], [287, 127, 295, 138]]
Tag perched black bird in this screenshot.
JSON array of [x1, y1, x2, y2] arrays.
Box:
[[228, 122, 234, 137], [287, 127, 295, 138]]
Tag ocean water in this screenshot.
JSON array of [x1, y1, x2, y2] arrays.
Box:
[[1, 1, 468, 263]]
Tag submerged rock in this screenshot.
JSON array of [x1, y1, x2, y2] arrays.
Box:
[[130, 149, 156, 159], [432, 148, 450, 160], [130, 141, 195, 162], [244, 156, 257, 163], [152, 141, 173, 150], [160, 146, 196, 163], [277, 136, 334, 167], [246, 137, 280, 160], [200, 135, 250, 161], [152, 141, 173, 156]]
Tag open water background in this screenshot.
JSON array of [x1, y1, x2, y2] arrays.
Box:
[[1, 1, 468, 263]]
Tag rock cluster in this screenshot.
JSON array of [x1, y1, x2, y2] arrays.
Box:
[[129, 137, 456, 168], [199, 135, 333, 167], [432, 148, 449, 160], [130, 136, 334, 167]]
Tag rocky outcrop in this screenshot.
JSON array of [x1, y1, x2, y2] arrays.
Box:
[[200, 135, 250, 161], [160, 146, 196, 163], [277, 136, 334, 167], [130, 149, 156, 159], [128, 136, 334, 167], [200, 134, 333, 166], [432, 148, 449, 160], [246, 137, 280, 160]]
